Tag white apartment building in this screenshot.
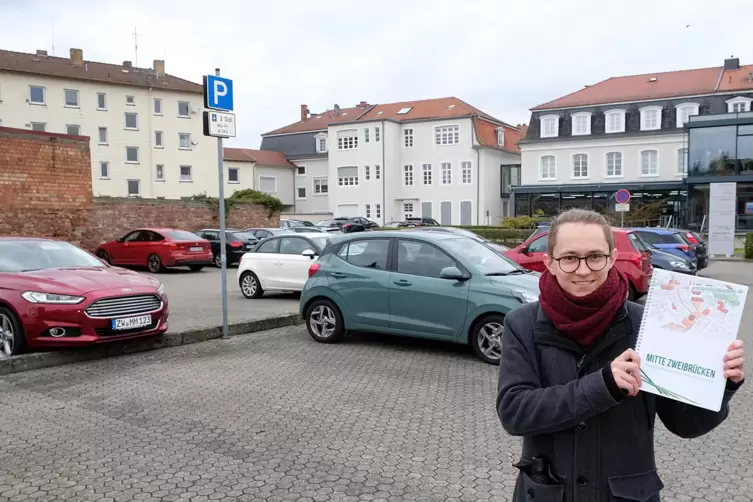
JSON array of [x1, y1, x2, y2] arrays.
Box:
[[0, 47, 214, 199], [223, 147, 295, 210], [260, 98, 523, 225]]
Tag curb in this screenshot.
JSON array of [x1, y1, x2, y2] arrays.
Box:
[[0, 313, 302, 376]]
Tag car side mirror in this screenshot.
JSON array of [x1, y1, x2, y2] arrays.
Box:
[[440, 266, 464, 280], [302, 249, 316, 259], [116, 237, 123, 243]]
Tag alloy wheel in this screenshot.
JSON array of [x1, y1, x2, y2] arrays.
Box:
[[148, 255, 162, 273], [241, 274, 257, 297], [0, 313, 15, 358], [477, 321, 503, 361], [214, 254, 222, 267], [309, 305, 337, 338]]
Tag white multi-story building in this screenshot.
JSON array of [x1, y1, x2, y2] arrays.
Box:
[[223, 147, 296, 211], [259, 98, 523, 225], [0, 47, 214, 199]]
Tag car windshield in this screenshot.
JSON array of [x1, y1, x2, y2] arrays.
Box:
[[311, 235, 332, 250], [0, 240, 105, 273], [231, 231, 256, 241], [164, 230, 202, 241], [441, 237, 523, 274]]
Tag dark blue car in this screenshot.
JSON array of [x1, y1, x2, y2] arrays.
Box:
[[631, 228, 697, 264]]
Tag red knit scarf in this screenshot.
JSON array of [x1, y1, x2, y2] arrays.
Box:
[[538, 267, 629, 348]]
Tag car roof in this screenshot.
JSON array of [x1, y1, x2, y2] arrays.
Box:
[[632, 227, 676, 234], [331, 230, 461, 244], [0, 236, 58, 242]]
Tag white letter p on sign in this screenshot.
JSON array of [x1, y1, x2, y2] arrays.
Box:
[[213, 81, 227, 106]]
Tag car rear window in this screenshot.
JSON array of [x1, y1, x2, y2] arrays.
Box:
[[637, 231, 682, 245], [230, 231, 256, 241], [627, 233, 648, 252], [164, 230, 202, 241]]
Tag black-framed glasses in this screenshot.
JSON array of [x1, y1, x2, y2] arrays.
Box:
[[552, 253, 612, 273]]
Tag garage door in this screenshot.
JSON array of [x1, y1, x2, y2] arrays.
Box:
[[336, 204, 359, 218]]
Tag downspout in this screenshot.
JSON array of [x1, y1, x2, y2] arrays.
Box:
[[381, 120, 386, 224], [148, 87, 154, 198], [471, 116, 481, 225]]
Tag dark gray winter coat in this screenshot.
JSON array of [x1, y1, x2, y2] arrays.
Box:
[[496, 300, 742, 502]]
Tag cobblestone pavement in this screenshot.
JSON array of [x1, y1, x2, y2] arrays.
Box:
[[147, 267, 300, 332], [0, 261, 751, 501]]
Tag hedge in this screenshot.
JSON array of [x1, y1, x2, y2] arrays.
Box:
[[745, 233, 753, 260], [374, 226, 533, 247]]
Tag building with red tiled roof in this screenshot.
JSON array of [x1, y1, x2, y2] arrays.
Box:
[[515, 56, 753, 232], [222, 147, 296, 210], [259, 96, 522, 225], [0, 46, 213, 200]]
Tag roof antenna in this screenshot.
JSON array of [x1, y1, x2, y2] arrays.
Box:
[[51, 18, 55, 56], [133, 27, 138, 67]]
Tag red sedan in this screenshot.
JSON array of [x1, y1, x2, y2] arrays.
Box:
[[0, 237, 169, 357], [95, 228, 213, 273]]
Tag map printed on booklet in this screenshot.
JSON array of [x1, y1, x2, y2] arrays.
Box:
[[635, 268, 748, 411]]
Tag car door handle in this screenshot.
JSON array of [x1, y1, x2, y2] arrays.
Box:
[[274, 261, 282, 265], [393, 280, 412, 286], [331, 272, 348, 278]]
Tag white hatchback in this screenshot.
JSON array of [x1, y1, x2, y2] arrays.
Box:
[[237, 232, 333, 298]]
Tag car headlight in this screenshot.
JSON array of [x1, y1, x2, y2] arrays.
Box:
[[156, 282, 166, 295], [669, 260, 690, 270], [512, 290, 539, 304], [21, 291, 85, 304]]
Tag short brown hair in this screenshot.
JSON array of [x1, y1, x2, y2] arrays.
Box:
[[546, 208, 614, 255]]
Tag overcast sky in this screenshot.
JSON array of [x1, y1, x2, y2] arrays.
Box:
[[2, 0, 752, 148]]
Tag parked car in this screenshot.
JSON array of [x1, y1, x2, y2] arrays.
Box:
[[675, 229, 708, 269], [245, 228, 291, 241], [280, 218, 315, 229], [288, 226, 326, 233], [316, 217, 377, 233], [631, 227, 698, 265], [237, 232, 334, 298], [504, 227, 653, 300], [630, 232, 696, 275], [95, 228, 212, 273], [300, 231, 540, 365], [0, 237, 169, 357], [404, 217, 440, 226], [409, 226, 510, 253], [195, 229, 259, 267]]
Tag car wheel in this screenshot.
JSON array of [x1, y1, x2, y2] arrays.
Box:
[[305, 299, 344, 343], [470, 314, 504, 365], [239, 271, 264, 299], [189, 265, 204, 272], [147, 253, 164, 273], [213, 254, 222, 267], [0, 307, 26, 358], [97, 250, 111, 264]]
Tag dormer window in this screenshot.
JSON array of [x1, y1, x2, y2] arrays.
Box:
[[496, 128, 505, 146], [640, 106, 662, 131], [571, 112, 592, 136], [675, 102, 700, 128], [540, 115, 559, 138], [726, 96, 753, 113], [605, 109, 626, 133], [315, 133, 328, 153]]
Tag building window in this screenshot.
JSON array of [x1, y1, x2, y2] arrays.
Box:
[[337, 130, 358, 150], [99, 161, 109, 179], [364, 128, 370, 143], [97, 92, 106, 110], [461, 161, 472, 184], [675, 103, 699, 128], [404, 128, 414, 147], [127, 180, 140, 196], [154, 98, 162, 115], [403, 202, 414, 218], [156, 164, 164, 181], [435, 125, 460, 145], [571, 112, 591, 136], [98, 127, 108, 144], [497, 129, 505, 145], [65, 124, 80, 136], [375, 204, 381, 219], [422, 164, 432, 185], [364, 165, 370, 180], [126, 146, 139, 163], [605, 109, 626, 133], [726, 97, 753, 113], [296, 166, 306, 176], [572, 154, 589, 178], [641, 150, 658, 176], [125, 112, 138, 130], [677, 148, 688, 175], [31, 122, 46, 132], [365, 204, 371, 218], [314, 177, 328, 194], [29, 86, 45, 105], [259, 176, 277, 192], [126, 95, 135, 105], [317, 137, 327, 152], [441, 162, 452, 185], [375, 127, 380, 142], [178, 101, 190, 117], [337, 167, 359, 186], [404, 165, 414, 186], [640, 106, 662, 131], [64, 89, 79, 107], [179, 133, 191, 149], [297, 187, 306, 199], [180, 165, 193, 182], [228, 168, 239, 183], [155, 131, 163, 147], [606, 152, 623, 177], [540, 115, 559, 138], [540, 155, 556, 179]]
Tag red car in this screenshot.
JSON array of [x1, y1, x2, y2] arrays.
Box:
[[504, 228, 653, 300], [0, 237, 169, 357], [95, 228, 213, 273]]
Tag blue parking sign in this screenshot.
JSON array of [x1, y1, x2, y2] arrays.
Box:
[[203, 75, 234, 112]]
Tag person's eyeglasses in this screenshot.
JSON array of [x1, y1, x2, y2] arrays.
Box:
[[552, 253, 612, 273]]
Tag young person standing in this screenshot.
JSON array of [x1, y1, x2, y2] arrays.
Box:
[[496, 208, 745, 502]]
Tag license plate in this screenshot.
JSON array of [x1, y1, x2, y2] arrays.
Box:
[[189, 246, 203, 252], [111, 315, 152, 330]]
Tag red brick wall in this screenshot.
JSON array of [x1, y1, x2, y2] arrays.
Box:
[[0, 127, 92, 244], [0, 127, 280, 251]]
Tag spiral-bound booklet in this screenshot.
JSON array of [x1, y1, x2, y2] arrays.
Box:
[[635, 268, 748, 411]]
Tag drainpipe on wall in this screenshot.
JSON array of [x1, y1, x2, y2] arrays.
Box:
[[471, 116, 481, 225], [381, 120, 386, 225], [148, 87, 154, 198]]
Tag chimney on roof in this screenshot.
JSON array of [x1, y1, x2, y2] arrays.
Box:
[[36, 49, 48, 56], [122, 60, 132, 68], [300, 104, 309, 121], [153, 59, 165, 77], [724, 56, 740, 70], [358, 101, 368, 108], [69, 48, 84, 67]]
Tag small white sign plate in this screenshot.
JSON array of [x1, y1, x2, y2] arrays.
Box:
[[615, 203, 630, 212], [206, 111, 237, 138]]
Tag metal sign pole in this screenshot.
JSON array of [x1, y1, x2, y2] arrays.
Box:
[[215, 68, 229, 340]]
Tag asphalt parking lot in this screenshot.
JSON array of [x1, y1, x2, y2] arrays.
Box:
[[146, 266, 300, 332]]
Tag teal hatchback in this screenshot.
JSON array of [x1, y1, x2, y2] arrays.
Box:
[[299, 231, 540, 364]]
